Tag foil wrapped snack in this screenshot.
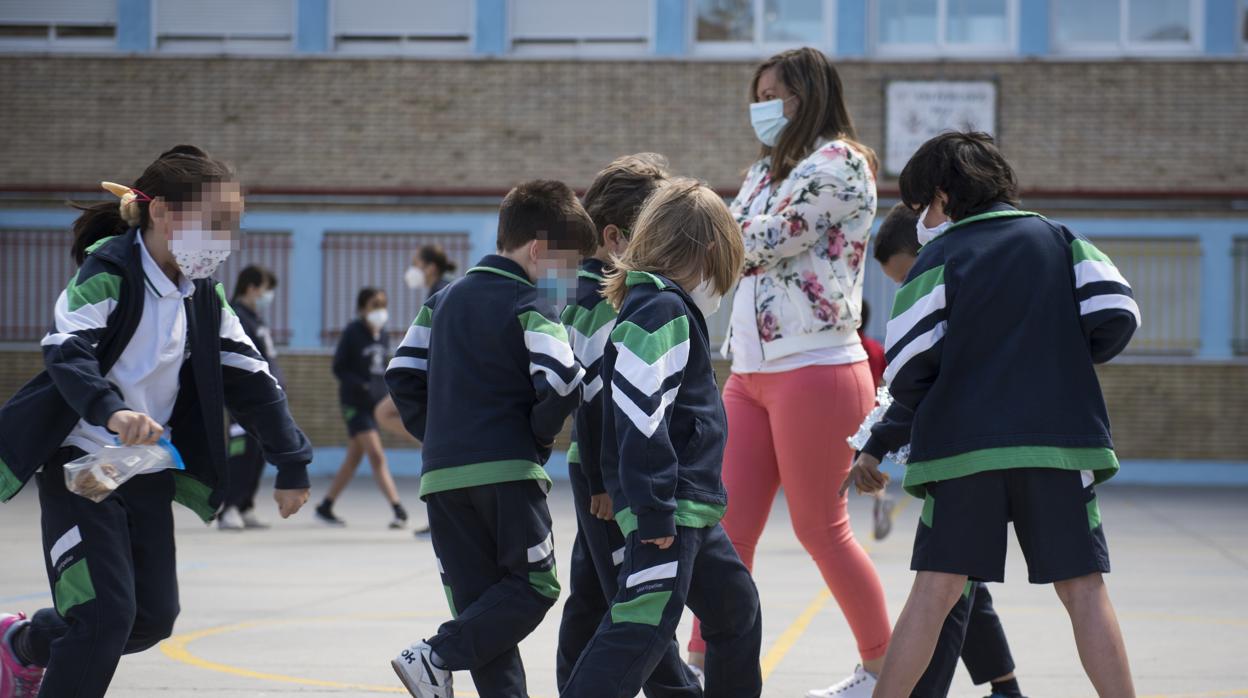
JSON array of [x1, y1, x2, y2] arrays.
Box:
[[846, 386, 910, 464]]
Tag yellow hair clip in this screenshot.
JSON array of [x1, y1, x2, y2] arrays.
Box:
[[101, 181, 151, 226]]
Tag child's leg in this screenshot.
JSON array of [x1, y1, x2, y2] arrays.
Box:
[[684, 524, 764, 698], [357, 429, 400, 505], [874, 572, 968, 698], [32, 460, 179, 697], [689, 374, 779, 659], [225, 432, 266, 513], [323, 436, 365, 502], [556, 462, 610, 690], [374, 395, 418, 443], [1054, 574, 1134, 698], [763, 363, 891, 670], [910, 581, 975, 698], [426, 481, 558, 697], [958, 584, 1018, 687]]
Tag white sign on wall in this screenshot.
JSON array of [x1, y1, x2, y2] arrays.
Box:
[[884, 80, 998, 177]]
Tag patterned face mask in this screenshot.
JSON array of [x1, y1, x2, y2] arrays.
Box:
[[170, 223, 233, 280]]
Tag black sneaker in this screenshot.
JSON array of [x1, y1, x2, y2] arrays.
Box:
[[315, 501, 346, 526], [412, 524, 431, 537], [389, 503, 409, 530]]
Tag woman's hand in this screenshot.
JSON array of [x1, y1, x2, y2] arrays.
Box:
[[274, 488, 310, 518], [107, 410, 163, 446], [589, 493, 614, 521], [840, 452, 890, 497], [643, 536, 675, 550]]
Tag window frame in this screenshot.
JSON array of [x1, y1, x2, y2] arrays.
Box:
[[151, 0, 297, 55], [1051, 0, 1204, 56], [689, 0, 837, 57], [330, 0, 476, 57], [506, 0, 656, 58], [872, 0, 1019, 58], [0, 0, 117, 53]]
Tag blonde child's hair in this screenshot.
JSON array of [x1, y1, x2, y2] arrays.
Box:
[[602, 178, 745, 310]]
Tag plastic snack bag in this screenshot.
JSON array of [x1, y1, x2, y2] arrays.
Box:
[[64, 438, 185, 502], [846, 386, 910, 465]]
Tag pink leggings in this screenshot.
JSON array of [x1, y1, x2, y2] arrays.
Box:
[[689, 362, 891, 660]]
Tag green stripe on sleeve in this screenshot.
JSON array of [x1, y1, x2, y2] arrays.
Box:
[[519, 311, 571, 341], [529, 565, 561, 600], [66, 271, 122, 312], [1071, 239, 1113, 265], [0, 456, 21, 501], [611, 591, 672, 626], [890, 265, 945, 320], [567, 441, 581, 465], [215, 283, 237, 317], [54, 559, 96, 615], [412, 306, 433, 328], [610, 316, 690, 363]]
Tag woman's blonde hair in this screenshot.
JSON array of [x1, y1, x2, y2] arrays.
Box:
[[603, 178, 745, 310]]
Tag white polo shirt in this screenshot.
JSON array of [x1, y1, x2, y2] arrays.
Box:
[[63, 237, 193, 454]]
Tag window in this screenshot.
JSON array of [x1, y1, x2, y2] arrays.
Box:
[[0, 0, 116, 52], [1052, 0, 1201, 53], [1242, 0, 1247, 50], [155, 0, 294, 54], [333, 0, 472, 56], [876, 0, 1014, 55], [511, 0, 651, 57], [1092, 238, 1201, 355], [694, 0, 833, 54]]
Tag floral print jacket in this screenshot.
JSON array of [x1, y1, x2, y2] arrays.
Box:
[[731, 138, 878, 360]]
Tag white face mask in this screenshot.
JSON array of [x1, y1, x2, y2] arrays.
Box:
[[916, 205, 952, 246], [749, 97, 791, 147], [404, 265, 426, 290], [169, 222, 232, 280], [366, 308, 389, 330], [689, 278, 722, 319], [256, 289, 275, 309]]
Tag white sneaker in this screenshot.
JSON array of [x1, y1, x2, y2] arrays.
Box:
[[806, 665, 877, 698], [391, 640, 452, 698], [240, 510, 269, 529], [217, 507, 244, 531]]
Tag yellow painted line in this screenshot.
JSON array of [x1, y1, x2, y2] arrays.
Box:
[[160, 611, 485, 696], [759, 496, 911, 680]]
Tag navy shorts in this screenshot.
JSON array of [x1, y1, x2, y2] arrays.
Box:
[[911, 467, 1110, 584], [342, 403, 378, 437]]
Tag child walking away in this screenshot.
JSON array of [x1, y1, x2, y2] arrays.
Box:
[[853, 133, 1139, 698], [219, 264, 282, 531], [844, 203, 1030, 698], [0, 146, 311, 698], [316, 288, 409, 529], [561, 180, 762, 698], [553, 154, 699, 696], [386, 180, 594, 698]]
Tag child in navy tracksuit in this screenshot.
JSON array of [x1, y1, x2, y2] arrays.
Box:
[[386, 180, 596, 698], [316, 287, 409, 529], [852, 133, 1139, 698], [553, 154, 700, 697], [0, 146, 312, 698], [849, 203, 1027, 698], [561, 179, 762, 698]]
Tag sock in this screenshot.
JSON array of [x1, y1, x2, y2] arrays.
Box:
[[393, 503, 408, 520], [320, 497, 333, 509], [990, 677, 1023, 697]]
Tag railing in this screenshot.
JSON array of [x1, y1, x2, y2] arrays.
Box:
[[216, 231, 294, 345], [0, 229, 76, 342], [1093, 237, 1201, 355], [320, 231, 472, 346]]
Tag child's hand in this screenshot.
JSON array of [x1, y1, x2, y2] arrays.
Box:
[[643, 536, 675, 550], [107, 410, 163, 446], [273, 488, 310, 518], [589, 493, 614, 521], [840, 453, 890, 497]]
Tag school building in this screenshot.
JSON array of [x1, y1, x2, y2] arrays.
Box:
[[0, 0, 1245, 481]]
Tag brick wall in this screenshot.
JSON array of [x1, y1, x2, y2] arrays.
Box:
[[1, 56, 1245, 195], [2, 350, 1244, 460]]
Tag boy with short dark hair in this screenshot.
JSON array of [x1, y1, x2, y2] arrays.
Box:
[[386, 179, 596, 698], [857, 133, 1139, 698]]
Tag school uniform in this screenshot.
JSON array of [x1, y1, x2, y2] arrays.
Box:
[[225, 301, 282, 512], [561, 271, 762, 698], [882, 205, 1139, 584], [0, 229, 311, 696], [386, 254, 583, 698], [861, 403, 1016, 697], [333, 318, 389, 436], [555, 259, 699, 696]]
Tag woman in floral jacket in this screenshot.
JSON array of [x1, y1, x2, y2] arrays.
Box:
[[687, 47, 892, 698]]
